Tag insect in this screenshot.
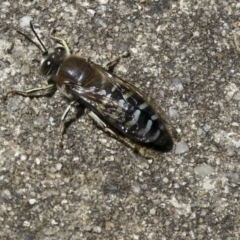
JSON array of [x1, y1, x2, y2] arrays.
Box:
[[5, 22, 178, 155]]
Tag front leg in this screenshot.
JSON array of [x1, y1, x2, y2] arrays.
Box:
[[3, 84, 57, 100], [50, 33, 71, 56]]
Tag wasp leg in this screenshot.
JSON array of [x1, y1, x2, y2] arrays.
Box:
[[59, 100, 77, 136], [50, 34, 71, 56], [55, 101, 76, 148], [3, 84, 57, 100], [88, 111, 146, 156], [57, 100, 86, 148], [105, 51, 130, 72]]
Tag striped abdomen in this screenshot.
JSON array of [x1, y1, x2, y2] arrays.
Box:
[[101, 83, 173, 151]]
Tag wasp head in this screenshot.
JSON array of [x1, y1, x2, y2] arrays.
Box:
[[40, 47, 67, 78], [17, 22, 67, 79]]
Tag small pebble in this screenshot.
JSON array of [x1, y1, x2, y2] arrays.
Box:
[[175, 142, 189, 154]]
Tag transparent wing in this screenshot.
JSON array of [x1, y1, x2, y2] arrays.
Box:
[[66, 63, 179, 143], [94, 64, 180, 142]]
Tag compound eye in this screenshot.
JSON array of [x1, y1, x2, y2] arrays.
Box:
[[57, 48, 62, 53], [55, 47, 65, 56], [41, 58, 53, 76]]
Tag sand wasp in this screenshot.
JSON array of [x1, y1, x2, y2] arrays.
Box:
[[5, 22, 179, 154]]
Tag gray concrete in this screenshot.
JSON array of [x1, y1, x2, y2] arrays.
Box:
[[0, 0, 239, 239]]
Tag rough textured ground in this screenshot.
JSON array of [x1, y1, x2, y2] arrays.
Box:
[[0, 0, 239, 239]]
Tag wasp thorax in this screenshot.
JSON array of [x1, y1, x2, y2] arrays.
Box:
[[40, 47, 67, 78]]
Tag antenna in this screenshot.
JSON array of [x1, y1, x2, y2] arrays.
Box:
[[17, 21, 48, 54], [29, 21, 48, 53]]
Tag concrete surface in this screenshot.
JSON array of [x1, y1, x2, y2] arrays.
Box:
[[0, 0, 239, 239]]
